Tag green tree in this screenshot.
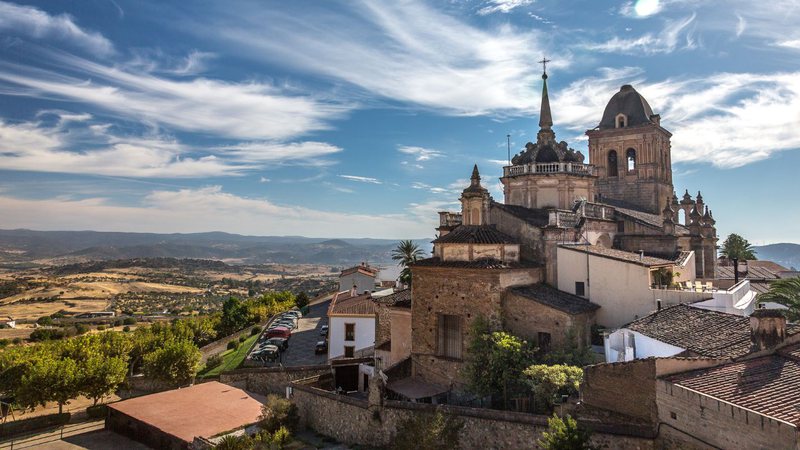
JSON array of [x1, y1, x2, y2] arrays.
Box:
[[391, 411, 462, 450], [392, 240, 424, 286], [540, 328, 596, 367], [295, 291, 310, 309], [524, 364, 583, 411], [18, 353, 80, 414], [538, 414, 596, 450], [462, 317, 534, 408], [758, 277, 800, 321], [720, 233, 757, 261], [143, 339, 201, 386], [81, 355, 128, 405]]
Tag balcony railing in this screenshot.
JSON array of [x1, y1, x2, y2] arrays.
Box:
[[503, 162, 594, 177]]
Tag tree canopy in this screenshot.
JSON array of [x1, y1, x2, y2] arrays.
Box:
[[758, 277, 800, 321], [720, 233, 757, 261], [392, 240, 425, 286]]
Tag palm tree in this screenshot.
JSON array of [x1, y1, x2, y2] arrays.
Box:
[[758, 277, 800, 321], [719, 233, 757, 261], [392, 240, 424, 286]]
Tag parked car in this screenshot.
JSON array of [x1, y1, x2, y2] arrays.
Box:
[[315, 340, 327, 354], [319, 325, 329, 336], [284, 310, 302, 318], [266, 337, 288, 350], [252, 345, 280, 362], [275, 320, 296, 329], [265, 327, 291, 339]]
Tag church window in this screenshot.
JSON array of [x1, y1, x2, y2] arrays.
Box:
[[437, 314, 462, 360], [607, 150, 618, 177], [626, 148, 636, 171], [616, 114, 627, 128]]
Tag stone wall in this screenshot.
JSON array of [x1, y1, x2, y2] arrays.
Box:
[[290, 381, 655, 449], [583, 359, 659, 423], [656, 379, 798, 449], [199, 320, 266, 363], [502, 290, 594, 347], [220, 365, 330, 395], [409, 266, 540, 388], [374, 301, 392, 349]]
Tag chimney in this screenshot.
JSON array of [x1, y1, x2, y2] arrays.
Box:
[[733, 258, 739, 285], [350, 284, 357, 296], [656, 299, 662, 311], [750, 309, 786, 352], [639, 250, 644, 261]]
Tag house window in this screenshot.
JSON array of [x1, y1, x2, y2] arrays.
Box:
[[607, 150, 618, 177], [538, 332, 552, 353], [345, 323, 355, 341], [437, 314, 462, 360], [626, 148, 636, 171], [344, 346, 354, 358], [575, 282, 585, 297]]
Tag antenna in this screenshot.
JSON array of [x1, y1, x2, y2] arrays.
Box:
[[507, 134, 511, 165]]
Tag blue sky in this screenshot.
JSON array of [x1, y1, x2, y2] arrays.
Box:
[[0, 0, 798, 243]]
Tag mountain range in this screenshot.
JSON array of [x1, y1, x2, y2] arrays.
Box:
[[0, 229, 433, 266], [753, 243, 800, 270]]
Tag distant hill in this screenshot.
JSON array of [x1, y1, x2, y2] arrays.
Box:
[[753, 243, 800, 270], [0, 229, 433, 266]]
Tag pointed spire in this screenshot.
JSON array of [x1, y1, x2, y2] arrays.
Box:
[[662, 197, 675, 223], [471, 164, 480, 185], [539, 72, 553, 131]]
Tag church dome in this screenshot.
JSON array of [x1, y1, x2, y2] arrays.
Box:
[[598, 84, 655, 130]]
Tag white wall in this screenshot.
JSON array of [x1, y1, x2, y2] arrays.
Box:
[[328, 316, 375, 360], [557, 247, 702, 328], [604, 328, 685, 362], [339, 272, 375, 294], [692, 280, 756, 316]]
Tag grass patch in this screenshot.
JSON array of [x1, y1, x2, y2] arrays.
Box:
[[198, 333, 258, 378]]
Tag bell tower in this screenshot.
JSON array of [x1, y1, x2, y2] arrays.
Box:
[[587, 85, 673, 214]]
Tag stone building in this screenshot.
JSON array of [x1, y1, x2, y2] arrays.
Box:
[[401, 66, 721, 393]]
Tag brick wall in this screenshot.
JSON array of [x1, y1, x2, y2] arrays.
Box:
[[656, 380, 798, 450], [502, 290, 593, 347], [290, 381, 655, 449], [583, 359, 659, 423]]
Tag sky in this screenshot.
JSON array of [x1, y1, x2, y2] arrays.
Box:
[[0, 0, 798, 244]]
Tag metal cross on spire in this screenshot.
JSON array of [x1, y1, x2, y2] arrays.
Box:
[[538, 57, 551, 76]]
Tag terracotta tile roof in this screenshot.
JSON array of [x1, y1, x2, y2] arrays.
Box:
[[509, 283, 600, 315], [372, 289, 411, 308], [750, 281, 773, 295], [559, 244, 675, 267], [612, 204, 690, 236], [340, 265, 378, 278], [411, 257, 540, 270], [329, 291, 376, 316], [666, 344, 800, 425], [490, 202, 550, 227], [432, 225, 517, 245], [716, 264, 780, 281], [624, 304, 800, 358]]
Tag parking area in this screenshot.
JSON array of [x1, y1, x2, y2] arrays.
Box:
[[247, 298, 330, 367]]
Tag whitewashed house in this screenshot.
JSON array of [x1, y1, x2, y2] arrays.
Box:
[[327, 289, 376, 360], [338, 264, 377, 294]]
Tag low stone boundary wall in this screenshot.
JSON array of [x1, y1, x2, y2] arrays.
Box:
[[0, 413, 70, 438], [290, 380, 656, 449], [220, 365, 330, 395]]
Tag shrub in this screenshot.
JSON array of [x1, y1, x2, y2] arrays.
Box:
[[250, 326, 261, 336], [36, 316, 53, 326], [538, 414, 597, 450], [259, 395, 299, 433], [75, 324, 89, 335], [113, 320, 123, 327], [238, 335, 247, 343], [96, 325, 106, 331], [29, 328, 66, 341], [525, 364, 583, 411], [391, 411, 462, 450], [254, 425, 291, 447], [12, 337, 22, 345], [227, 340, 239, 350], [123, 317, 137, 326], [86, 404, 108, 419], [205, 353, 224, 371], [0, 339, 9, 347], [122, 326, 131, 332]]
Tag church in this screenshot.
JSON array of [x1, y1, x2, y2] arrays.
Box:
[[401, 65, 721, 393]]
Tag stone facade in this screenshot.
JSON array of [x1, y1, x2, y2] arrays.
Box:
[[502, 290, 595, 348], [410, 265, 542, 388], [219, 365, 330, 395]]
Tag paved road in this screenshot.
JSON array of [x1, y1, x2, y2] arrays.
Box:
[[248, 299, 330, 367]]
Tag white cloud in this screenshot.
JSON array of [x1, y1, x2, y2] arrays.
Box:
[[776, 40, 800, 49], [220, 141, 343, 165], [552, 68, 800, 168], [582, 13, 696, 55], [196, 0, 552, 115], [0, 1, 114, 55], [735, 14, 747, 38], [339, 175, 382, 184], [0, 50, 349, 141], [0, 186, 435, 238], [397, 145, 443, 161], [477, 0, 533, 16]]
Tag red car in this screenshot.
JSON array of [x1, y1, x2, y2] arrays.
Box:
[[265, 326, 291, 339]]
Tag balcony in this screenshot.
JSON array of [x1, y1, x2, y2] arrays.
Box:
[[503, 162, 595, 177]]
